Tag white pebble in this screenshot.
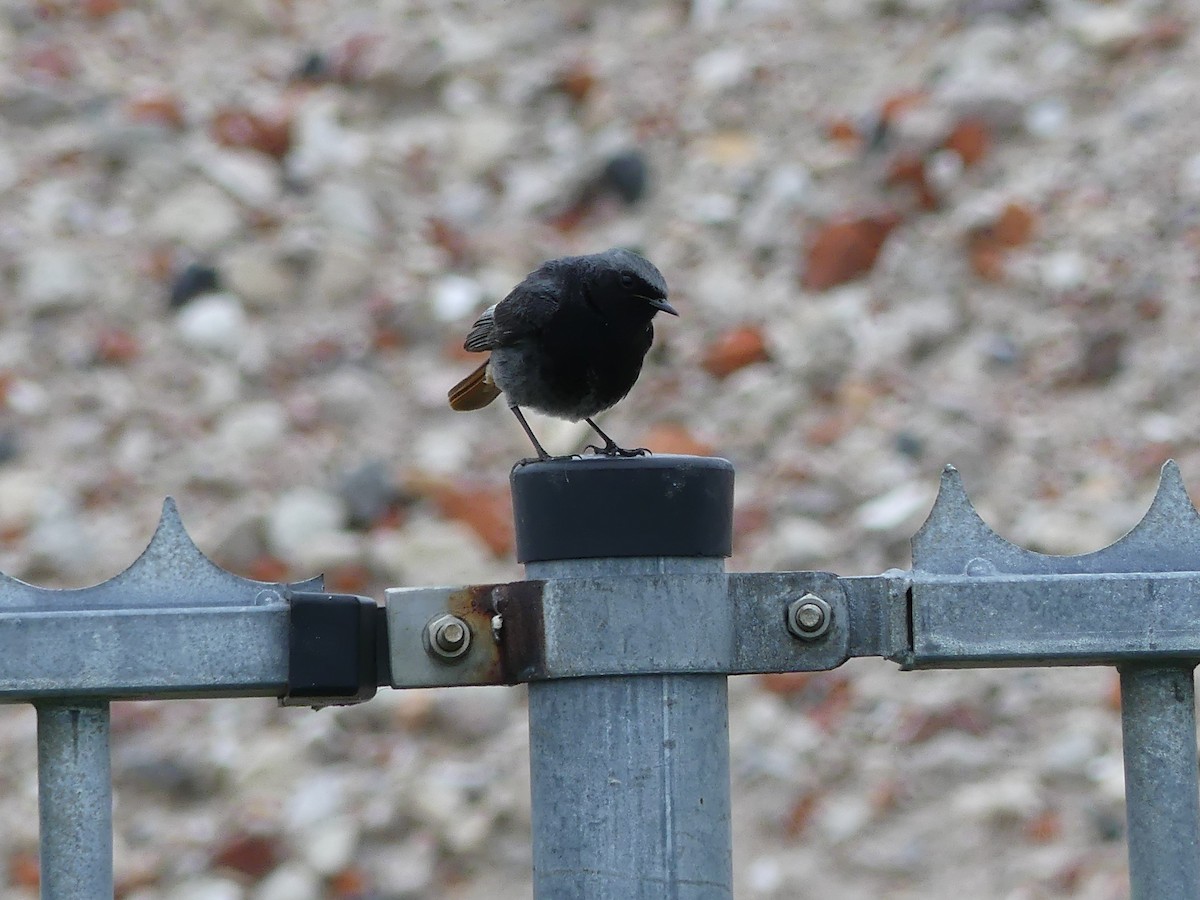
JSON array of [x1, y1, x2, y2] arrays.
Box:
[[952, 774, 1041, 822], [267, 486, 347, 564], [692, 47, 750, 93], [253, 865, 320, 900], [431, 274, 485, 322], [170, 878, 245, 900], [175, 293, 248, 356], [1140, 412, 1180, 443], [0, 471, 52, 532], [1041, 731, 1098, 776], [757, 516, 837, 568], [217, 401, 289, 455], [443, 808, 494, 854], [856, 481, 934, 532], [285, 773, 350, 828], [370, 835, 436, 895], [1024, 97, 1070, 138], [746, 856, 784, 894], [1040, 250, 1089, 292], [1087, 753, 1126, 801], [817, 795, 873, 842], [1179, 152, 1200, 200], [452, 112, 518, 177], [6, 378, 49, 416], [1069, 6, 1142, 53], [368, 519, 506, 585], [925, 148, 963, 194], [412, 425, 475, 474], [686, 192, 738, 225], [298, 815, 360, 876], [286, 96, 369, 184], [0, 143, 18, 193]]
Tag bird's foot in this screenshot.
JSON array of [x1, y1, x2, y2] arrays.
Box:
[[585, 443, 650, 458], [512, 453, 584, 469]]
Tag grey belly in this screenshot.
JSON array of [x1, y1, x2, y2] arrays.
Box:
[[489, 346, 618, 421]]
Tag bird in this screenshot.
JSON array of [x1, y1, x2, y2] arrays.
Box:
[[448, 248, 677, 461]]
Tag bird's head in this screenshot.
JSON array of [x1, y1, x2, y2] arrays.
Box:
[[591, 248, 677, 319]]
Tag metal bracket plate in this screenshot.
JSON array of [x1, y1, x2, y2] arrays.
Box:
[[385, 572, 877, 687]]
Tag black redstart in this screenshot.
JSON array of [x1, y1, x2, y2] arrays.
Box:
[[448, 248, 677, 460]]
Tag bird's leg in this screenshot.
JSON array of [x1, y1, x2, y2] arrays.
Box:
[[509, 405, 552, 461], [584, 418, 649, 457]]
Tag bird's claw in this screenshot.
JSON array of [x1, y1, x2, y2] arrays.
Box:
[[585, 444, 651, 458], [513, 453, 584, 469]]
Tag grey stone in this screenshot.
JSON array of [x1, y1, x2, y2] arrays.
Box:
[[316, 181, 382, 246], [194, 146, 281, 209], [150, 183, 242, 251], [18, 247, 92, 312], [221, 245, 294, 309]]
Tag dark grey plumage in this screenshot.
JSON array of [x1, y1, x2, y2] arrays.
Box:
[[448, 248, 676, 459]]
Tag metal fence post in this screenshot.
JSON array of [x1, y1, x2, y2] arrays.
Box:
[[36, 700, 113, 900], [512, 455, 736, 900], [1119, 664, 1200, 900]]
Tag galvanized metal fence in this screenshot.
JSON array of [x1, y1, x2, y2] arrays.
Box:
[[5, 454, 1200, 899]]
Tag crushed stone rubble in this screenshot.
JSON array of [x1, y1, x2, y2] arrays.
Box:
[[0, 0, 1195, 896]]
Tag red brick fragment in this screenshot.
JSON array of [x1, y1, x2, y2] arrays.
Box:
[[213, 833, 281, 879], [801, 214, 901, 291], [125, 92, 186, 130], [211, 108, 292, 161], [8, 849, 39, 889], [887, 153, 939, 211], [944, 118, 990, 167], [414, 478, 514, 557], [702, 326, 770, 379], [94, 328, 140, 365]]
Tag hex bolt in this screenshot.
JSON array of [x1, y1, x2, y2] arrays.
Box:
[[786, 593, 831, 640], [426, 614, 472, 661]]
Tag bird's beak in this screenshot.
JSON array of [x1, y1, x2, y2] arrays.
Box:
[[644, 296, 679, 317]]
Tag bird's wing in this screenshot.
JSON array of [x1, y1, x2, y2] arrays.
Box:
[[463, 305, 498, 351], [463, 280, 561, 350]]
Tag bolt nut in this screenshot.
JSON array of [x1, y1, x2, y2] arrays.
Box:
[[786, 593, 831, 640], [426, 614, 471, 661]]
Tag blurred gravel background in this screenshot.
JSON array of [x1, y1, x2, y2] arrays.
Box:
[[1, 0, 1198, 896]]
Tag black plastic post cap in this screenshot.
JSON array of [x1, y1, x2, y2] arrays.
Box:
[[510, 454, 734, 563]]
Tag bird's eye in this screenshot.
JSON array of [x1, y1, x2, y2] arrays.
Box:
[[620, 273, 635, 288]]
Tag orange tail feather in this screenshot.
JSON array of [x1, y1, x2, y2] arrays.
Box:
[[448, 359, 502, 411]]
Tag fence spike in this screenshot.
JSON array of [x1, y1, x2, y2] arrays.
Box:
[[134, 496, 208, 569], [0, 498, 321, 608], [1094, 459, 1200, 573], [1130, 460, 1200, 531], [108, 496, 323, 599], [913, 460, 1200, 576], [911, 465, 1014, 574]]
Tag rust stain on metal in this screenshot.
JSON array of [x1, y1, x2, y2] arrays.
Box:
[[445, 583, 506, 684], [491, 580, 547, 683], [444, 580, 545, 684]]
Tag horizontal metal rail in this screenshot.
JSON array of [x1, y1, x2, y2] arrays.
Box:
[[0, 606, 288, 700]]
